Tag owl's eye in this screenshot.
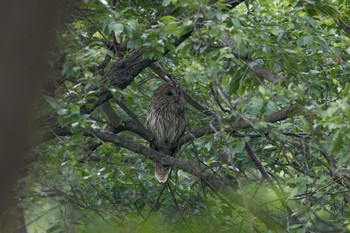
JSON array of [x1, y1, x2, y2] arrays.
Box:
[[166, 91, 173, 96]]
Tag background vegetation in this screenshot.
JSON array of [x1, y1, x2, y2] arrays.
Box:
[[10, 0, 350, 232]]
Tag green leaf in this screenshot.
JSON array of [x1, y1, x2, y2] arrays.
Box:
[[160, 15, 176, 24], [233, 141, 245, 153], [183, 20, 192, 27], [162, 0, 171, 7], [207, 10, 216, 19], [44, 96, 61, 109], [165, 22, 179, 35], [46, 224, 61, 233], [111, 23, 124, 34], [297, 35, 313, 47]]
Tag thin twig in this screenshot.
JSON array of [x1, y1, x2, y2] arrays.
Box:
[[141, 183, 167, 227], [167, 182, 193, 232]]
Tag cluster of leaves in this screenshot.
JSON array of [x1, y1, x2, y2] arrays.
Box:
[[17, 0, 350, 232]]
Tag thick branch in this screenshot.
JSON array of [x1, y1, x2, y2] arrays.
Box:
[[81, 28, 195, 115], [87, 128, 285, 231], [101, 101, 120, 128], [88, 129, 223, 183], [81, 1, 246, 114]]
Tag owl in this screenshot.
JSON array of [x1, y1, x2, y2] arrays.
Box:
[[147, 82, 186, 182]]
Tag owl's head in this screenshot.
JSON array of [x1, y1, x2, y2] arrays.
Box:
[[154, 82, 185, 107]]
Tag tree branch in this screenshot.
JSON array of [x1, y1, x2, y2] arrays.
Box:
[[87, 128, 285, 231], [245, 142, 271, 179], [80, 1, 246, 114], [113, 98, 144, 127], [221, 33, 285, 83], [101, 101, 120, 128], [179, 105, 297, 145]]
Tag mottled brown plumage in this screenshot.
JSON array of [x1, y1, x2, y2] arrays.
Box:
[[147, 82, 186, 182]]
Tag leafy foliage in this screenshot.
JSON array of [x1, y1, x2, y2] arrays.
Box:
[[17, 0, 350, 232]]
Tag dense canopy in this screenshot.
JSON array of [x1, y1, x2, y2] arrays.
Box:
[[9, 0, 350, 232]]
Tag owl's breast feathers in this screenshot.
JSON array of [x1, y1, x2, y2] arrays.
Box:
[[147, 103, 186, 155]]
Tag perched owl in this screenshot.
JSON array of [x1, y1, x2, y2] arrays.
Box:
[[147, 82, 186, 182]]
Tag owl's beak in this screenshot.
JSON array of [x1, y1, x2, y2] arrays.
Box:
[[175, 97, 179, 103]]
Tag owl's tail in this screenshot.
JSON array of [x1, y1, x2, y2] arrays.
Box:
[[155, 163, 171, 183]]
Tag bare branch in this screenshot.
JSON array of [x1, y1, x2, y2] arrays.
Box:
[[178, 122, 220, 146], [88, 129, 211, 179], [245, 143, 271, 179], [101, 101, 120, 128], [113, 98, 144, 127], [209, 84, 230, 114]]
